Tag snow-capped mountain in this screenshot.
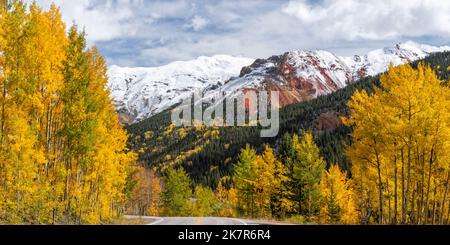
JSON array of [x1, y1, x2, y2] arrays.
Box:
[[108, 41, 450, 123], [203, 41, 450, 108], [202, 49, 355, 107], [107, 55, 254, 123], [342, 41, 450, 78]]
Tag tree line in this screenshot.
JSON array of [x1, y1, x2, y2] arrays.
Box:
[[137, 132, 357, 224], [127, 52, 450, 191], [130, 63, 450, 225]]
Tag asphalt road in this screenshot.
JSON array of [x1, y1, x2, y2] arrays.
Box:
[[148, 217, 248, 225]]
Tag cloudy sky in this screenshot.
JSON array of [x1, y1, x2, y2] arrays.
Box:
[[33, 0, 450, 67]]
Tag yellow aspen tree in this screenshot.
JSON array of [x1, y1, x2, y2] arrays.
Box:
[[0, 0, 27, 147], [126, 166, 161, 216], [343, 89, 388, 224], [216, 181, 237, 217], [253, 145, 278, 218], [0, 1, 136, 224], [77, 46, 136, 223], [0, 108, 46, 224], [319, 164, 358, 224], [344, 64, 450, 224], [0, 0, 5, 147], [0, 0, 47, 224], [22, 2, 68, 224]]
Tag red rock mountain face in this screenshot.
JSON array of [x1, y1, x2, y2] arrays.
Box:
[[214, 42, 450, 109], [109, 42, 450, 123], [222, 50, 355, 108]]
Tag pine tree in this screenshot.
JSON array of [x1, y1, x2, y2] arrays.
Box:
[[326, 191, 341, 223], [271, 151, 295, 219], [161, 167, 192, 216], [279, 132, 295, 166], [292, 132, 326, 218], [233, 144, 258, 217]]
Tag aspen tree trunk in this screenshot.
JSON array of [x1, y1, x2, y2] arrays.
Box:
[[374, 145, 384, 224], [432, 186, 437, 225], [298, 186, 302, 215], [308, 189, 312, 217], [386, 177, 391, 224], [394, 155, 398, 224], [377, 169, 384, 224], [411, 183, 416, 224], [415, 182, 420, 224], [419, 155, 425, 224], [406, 142, 411, 224], [439, 173, 449, 224], [359, 178, 368, 224], [405, 102, 412, 224], [75, 155, 81, 223], [15, 156, 21, 218], [424, 147, 434, 224], [401, 147, 406, 223], [446, 200, 450, 224], [65, 153, 72, 223], [0, 83, 6, 146]]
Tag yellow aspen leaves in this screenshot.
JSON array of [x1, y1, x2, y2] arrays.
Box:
[[319, 164, 358, 224], [0, 2, 136, 224], [344, 63, 450, 224]]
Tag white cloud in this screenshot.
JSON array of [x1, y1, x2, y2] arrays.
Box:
[[186, 15, 209, 31], [282, 0, 450, 40], [32, 0, 137, 43], [32, 0, 193, 43], [30, 0, 450, 67]]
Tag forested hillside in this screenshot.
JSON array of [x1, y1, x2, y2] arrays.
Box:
[[126, 54, 450, 224], [127, 51, 450, 187]]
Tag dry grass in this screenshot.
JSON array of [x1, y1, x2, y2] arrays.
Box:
[[113, 216, 158, 225]]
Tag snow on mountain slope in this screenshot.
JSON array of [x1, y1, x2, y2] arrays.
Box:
[[108, 41, 450, 123], [203, 41, 450, 108], [202, 49, 354, 108], [107, 55, 254, 123], [342, 41, 450, 79]]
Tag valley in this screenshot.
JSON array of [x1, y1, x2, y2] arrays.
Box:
[[125, 51, 450, 187]]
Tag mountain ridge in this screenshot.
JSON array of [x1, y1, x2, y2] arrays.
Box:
[[107, 55, 254, 123], [108, 41, 450, 123], [125, 51, 450, 186]]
